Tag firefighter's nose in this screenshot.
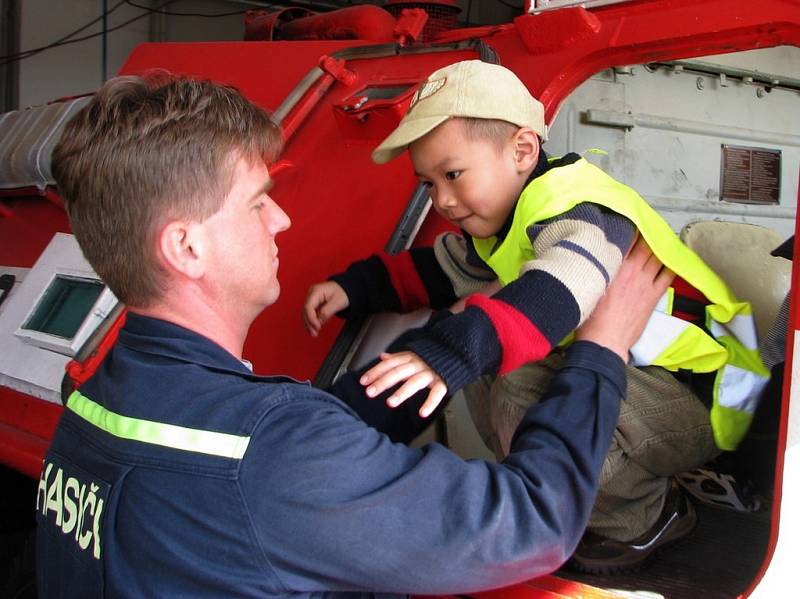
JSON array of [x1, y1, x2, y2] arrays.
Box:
[[268, 200, 291, 234]]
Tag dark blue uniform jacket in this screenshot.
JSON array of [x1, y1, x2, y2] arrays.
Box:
[[36, 313, 623, 598]]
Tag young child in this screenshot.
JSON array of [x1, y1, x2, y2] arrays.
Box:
[[303, 60, 768, 572]]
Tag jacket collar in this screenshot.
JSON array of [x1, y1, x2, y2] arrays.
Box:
[[118, 312, 284, 380]]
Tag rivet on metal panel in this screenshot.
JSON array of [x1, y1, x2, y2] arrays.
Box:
[[343, 96, 369, 111], [696, 77, 705, 90]]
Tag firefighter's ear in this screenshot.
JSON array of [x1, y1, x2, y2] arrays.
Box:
[[158, 220, 206, 280], [511, 127, 540, 172]]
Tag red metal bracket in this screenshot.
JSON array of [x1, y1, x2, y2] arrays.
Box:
[[65, 308, 128, 388], [318, 55, 358, 86], [394, 8, 429, 46]]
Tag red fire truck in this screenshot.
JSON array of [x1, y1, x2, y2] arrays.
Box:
[[1, 0, 798, 596]]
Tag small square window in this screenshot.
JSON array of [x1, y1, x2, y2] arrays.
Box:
[[22, 275, 105, 339], [14, 270, 117, 357]]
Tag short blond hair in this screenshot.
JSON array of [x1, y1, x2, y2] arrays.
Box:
[[53, 74, 282, 307]]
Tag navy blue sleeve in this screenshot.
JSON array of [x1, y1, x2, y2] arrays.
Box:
[[329, 254, 401, 317], [327, 356, 444, 443], [239, 341, 624, 595], [327, 309, 452, 443], [330, 249, 458, 318]]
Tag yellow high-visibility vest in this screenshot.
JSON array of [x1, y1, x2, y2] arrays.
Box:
[[472, 158, 769, 450]]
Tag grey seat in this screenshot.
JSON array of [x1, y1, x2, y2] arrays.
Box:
[[680, 220, 791, 341]]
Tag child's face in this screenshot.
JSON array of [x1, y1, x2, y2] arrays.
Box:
[[409, 118, 529, 239]]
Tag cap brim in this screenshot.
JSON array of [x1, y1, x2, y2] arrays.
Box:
[[372, 115, 449, 164]]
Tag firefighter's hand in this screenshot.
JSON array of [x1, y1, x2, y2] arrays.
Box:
[[576, 237, 674, 362], [303, 281, 349, 337], [361, 351, 447, 418]]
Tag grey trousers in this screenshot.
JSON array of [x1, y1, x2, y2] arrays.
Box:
[[464, 350, 719, 541]]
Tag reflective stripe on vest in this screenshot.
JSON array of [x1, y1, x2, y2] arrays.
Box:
[[472, 158, 769, 450], [66, 391, 251, 459]]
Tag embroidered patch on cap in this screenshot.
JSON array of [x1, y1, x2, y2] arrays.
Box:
[[409, 77, 447, 111]]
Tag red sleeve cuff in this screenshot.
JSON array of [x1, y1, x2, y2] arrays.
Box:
[[379, 251, 430, 312], [465, 294, 552, 374]]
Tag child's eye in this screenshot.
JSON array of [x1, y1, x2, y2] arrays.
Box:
[[445, 170, 461, 181], [420, 180, 433, 189]]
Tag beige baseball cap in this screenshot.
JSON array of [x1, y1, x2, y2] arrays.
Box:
[[372, 60, 547, 164]]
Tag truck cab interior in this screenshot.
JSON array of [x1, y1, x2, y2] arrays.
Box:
[[0, 1, 798, 597]]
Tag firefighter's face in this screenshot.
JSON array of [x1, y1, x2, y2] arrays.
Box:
[[202, 155, 291, 312], [409, 118, 537, 239]]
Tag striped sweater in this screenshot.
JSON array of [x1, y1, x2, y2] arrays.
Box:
[[331, 153, 638, 393]]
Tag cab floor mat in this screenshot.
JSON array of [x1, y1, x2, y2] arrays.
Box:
[[556, 499, 772, 598]]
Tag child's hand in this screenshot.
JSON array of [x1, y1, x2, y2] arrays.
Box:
[[303, 281, 349, 337], [360, 351, 448, 418]]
